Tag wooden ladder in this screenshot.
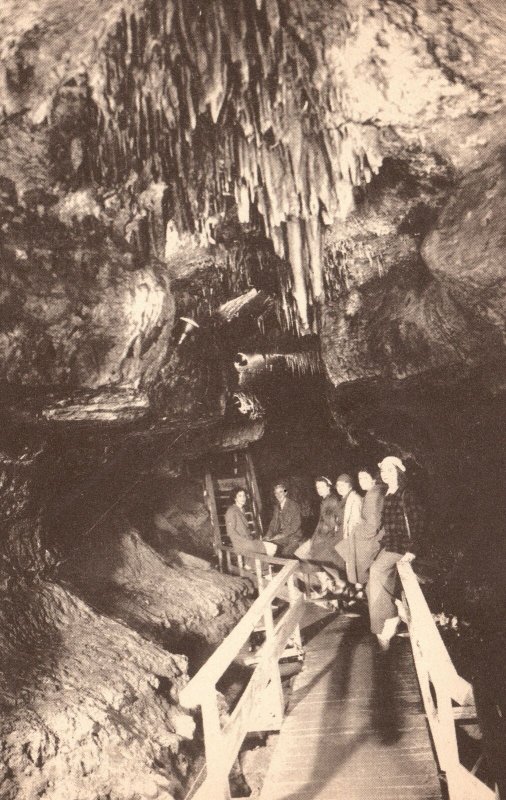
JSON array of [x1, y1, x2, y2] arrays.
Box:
[[204, 449, 264, 571]]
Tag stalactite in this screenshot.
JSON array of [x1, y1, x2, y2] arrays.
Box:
[[306, 216, 323, 301], [234, 349, 321, 382], [90, 0, 385, 334], [283, 351, 322, 376], [286, 217, 309, 334]]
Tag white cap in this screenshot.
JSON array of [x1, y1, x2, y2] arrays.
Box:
[[378, 456, 406, 473]]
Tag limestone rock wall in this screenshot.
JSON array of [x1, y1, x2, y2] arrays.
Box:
[[0, 579, 194, 800], [60, 521, 253, 660]]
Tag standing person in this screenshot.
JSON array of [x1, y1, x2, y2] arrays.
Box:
[[334, 474, 363, 585], [266, 482, 303, 557], [348, 468, 385, 586], [225, 488, 277, 556], [306, 476, 346, 595], [368, 456, 424, 649]]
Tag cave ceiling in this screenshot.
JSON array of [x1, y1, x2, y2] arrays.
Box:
[[0, 0, 505, 453]]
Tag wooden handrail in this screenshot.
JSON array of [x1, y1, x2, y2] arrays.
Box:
[[397, 561, 472, 706], [180, 560, 299, 708], [179, 555, 305, 800], [397, 560, 496, 800], [217, 545, 297, 567]]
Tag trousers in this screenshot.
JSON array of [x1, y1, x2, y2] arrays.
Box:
[[367, 549, 403, 634]]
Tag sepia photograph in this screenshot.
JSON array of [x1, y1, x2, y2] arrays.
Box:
[[0, 0, 504, 798]]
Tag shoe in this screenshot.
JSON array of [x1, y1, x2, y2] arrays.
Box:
[[324, 588, 346, 601], [342, 585, 357, 601], [395, 598, 408, 624], [381, 615, 400, 639], [312, 597, 340, 610], [309, 589, 328, 600]]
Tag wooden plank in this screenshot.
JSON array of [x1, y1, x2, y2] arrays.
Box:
[[198, 691, 231, 800], [184, 561, 304, 800], [260, 611, 443, 800], [398, 562, 473, 706], [216, 477, 247, 490], [245, 449, 263, 534], [453, 705, 479, 723], [205, 471, 222, 553], [449, 765, 496, 800], [272, 597, 305, 659], [219, 653, 283, 777], [180, 562, 298, 708], [218, 546, 295, 567]]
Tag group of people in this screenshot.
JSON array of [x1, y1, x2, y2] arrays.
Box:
[[224, 455, 424, 650]]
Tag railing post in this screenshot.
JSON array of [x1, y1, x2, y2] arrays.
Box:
[[262, 598, 284, 731], [181, 561, 306, 797], [287, 574, 303, 649], [255, 557, 264, 592], [434, 680, 461, 798], [398, 561, 496, 800], [201, 691, 231, 800]]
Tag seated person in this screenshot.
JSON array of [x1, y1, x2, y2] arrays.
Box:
[[266, 482, 303, 556], [369, 456, 423, 649], [225, 487, 277, 556], [296, 476, 346, 598], [334, 473, 363, 587]]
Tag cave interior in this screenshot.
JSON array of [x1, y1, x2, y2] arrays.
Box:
[[0, 0, 505, 798]]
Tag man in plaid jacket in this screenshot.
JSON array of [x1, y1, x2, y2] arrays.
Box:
[[368, 456, 425, 648]]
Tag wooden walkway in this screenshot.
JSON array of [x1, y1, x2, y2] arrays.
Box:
[[260, 608, 443, 800]]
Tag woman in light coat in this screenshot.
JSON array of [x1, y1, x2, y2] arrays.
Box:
[[334, 474, 363, 585]]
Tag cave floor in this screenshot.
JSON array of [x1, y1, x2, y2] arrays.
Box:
[[259, 609, 442, 800]]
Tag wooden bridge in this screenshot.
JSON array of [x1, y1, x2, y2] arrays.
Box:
[[180, 548, 499, 800], [258, 608, 441, 800]]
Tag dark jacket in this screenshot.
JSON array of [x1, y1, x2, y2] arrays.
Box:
[[309, 493, 343, 567], [266, 497, 303, 556]]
